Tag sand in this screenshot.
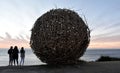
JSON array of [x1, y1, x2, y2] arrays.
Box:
[[0, 61, 120, 73]]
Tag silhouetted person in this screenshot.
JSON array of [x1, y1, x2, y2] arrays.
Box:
[[20, 47, 25, 65], [13, 46, 19, 66], [8, 46, 13, 66]]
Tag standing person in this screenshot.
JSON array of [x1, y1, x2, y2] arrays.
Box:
[[8, 46, 13, 66], [20, 47, 25, 65], [13, 46, 19, 66]]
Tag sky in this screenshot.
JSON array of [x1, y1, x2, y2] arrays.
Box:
[[0, 0, 120, 49]]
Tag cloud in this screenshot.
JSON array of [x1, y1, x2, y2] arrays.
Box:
[[0, 36, 4, 40], [92, 30, 120, 39], [104, 22, 120, 30], [92, 34, 120, 42], [89, 41, 120, 49], [0, 32, 30, 48], [5, 32, 12, 39], [26, 35, 30, 40]]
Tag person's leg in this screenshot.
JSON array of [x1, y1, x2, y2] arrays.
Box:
[[9, 56, 12, 66], [22, 57, 25, 65], [20, 57, 22, 65], [11, 56, 13, 66], [23, 57, 24, 65], [21, 57, 24, 65], [16, 58, 18, 65], [13, 59, 15, 65], [10, 57, 12, 66], [11, 58, 13, 66], [10, 60, 12, 66], [9, 57, 10, 65]]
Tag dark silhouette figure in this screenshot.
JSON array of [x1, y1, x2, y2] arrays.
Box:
[[20, 47, 25, 65], [8, 46, 14, 66], [13, 46, 19, 65]]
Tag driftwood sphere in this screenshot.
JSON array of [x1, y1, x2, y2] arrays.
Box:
[[30, 9, 90, 64]]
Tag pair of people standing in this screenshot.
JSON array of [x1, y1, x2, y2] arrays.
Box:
[[8, 46, 25, 66]]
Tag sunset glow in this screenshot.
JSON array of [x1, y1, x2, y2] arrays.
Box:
[[0, 0, 120, 49]]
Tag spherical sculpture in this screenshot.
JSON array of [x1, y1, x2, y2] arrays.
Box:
[[30, 9, 90, 64]]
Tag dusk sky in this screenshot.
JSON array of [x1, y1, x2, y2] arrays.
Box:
[[0, 0, 120, 49]]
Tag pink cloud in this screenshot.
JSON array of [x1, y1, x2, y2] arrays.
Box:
[[0, 32, 30, 48]]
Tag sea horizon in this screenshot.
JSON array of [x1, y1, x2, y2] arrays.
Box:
[[1, 48, 120, 49], [0, 48, 120, 66]]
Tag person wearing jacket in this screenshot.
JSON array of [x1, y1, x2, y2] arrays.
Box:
[[20, 47, 25, 65]]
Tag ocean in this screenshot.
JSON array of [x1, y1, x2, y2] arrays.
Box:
[[0, 48, 120, 66]]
